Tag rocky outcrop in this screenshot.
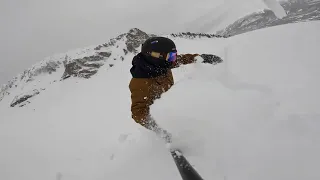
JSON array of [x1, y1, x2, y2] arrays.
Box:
[[0, 60, 61, 103], [217, 0, 320, 36], [94, 34, 125, 51], [200, 54, 223, 64], [125, 28, 152, 53], [10, 89, 40, 107], [94, 28, 153, 53], [62, 28, 153, 80], [97, 52, 112, 57], [61, 55, 106, 79], [171, 32, 227, 39], [20, 61, 61, 82]]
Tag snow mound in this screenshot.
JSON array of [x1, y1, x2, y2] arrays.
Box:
[[151, 21, 320, 179]]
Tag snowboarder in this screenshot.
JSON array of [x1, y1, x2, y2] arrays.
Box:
[[129, 36, 199, 142]]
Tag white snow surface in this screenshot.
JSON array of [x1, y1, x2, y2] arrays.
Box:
[[1, 21, 320, 180]]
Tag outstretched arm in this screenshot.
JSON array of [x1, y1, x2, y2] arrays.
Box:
[[171, 54, 199, 68], [171, 53, 223, 68]]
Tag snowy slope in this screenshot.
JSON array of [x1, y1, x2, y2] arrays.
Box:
[[154, 21, 320, 180], [217, 0, 320, 36], [1, 21, 320, 180]]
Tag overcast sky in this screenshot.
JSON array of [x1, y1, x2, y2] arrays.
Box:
[[0, 0, 278, 86]]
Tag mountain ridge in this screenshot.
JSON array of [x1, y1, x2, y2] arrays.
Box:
[[0, 28, 224, 107], [217, 0, 320, 36]]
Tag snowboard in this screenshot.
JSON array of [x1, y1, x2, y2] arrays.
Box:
[[152, 123, 204, 180]]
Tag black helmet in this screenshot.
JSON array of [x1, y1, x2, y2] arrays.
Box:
[[141, 37, 176, 55]]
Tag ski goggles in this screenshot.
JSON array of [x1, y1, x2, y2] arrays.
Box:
[[166, 51, 177, 62], [150, 51, 177, 62]]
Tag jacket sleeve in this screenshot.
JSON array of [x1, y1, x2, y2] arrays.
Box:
[[171, 54, 200, 68], [129, 78, 151, 125]]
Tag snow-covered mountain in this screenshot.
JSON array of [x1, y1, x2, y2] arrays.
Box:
[[1, 20, 320, 180], [0, 29, 223, 108], [0, 28, 151, 107], [217, 0, 320, 36]]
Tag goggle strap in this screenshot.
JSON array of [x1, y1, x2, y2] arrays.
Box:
[[149, 51, 168, 59]]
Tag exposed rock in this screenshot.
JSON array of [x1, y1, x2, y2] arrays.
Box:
[[170, 32, 226, 39], [61, 57, 104, 79], [84, 28, 151, 80], [62, 54, 108, 80], [94, 34, 126, 51], [61, 51, 109, 80], [16, 61, 61, 83], [200, 54, 223, 64], [33, 61, 60, 76], [94, 28, 152, 56], [77, 69, 98, 79], [125, 28, 151, 54], [0, 60, 61, 103], [123, 49, 128, 55], [62, 29, 141, 81], [98, 52, 111, 57], [10, 89, 40, 107], [82, 55, 104, 62], [94, 45, 103, 51]]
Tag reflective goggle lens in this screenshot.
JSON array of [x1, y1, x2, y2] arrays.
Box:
[[149, 51, 177, 62], [167, 52, 177, 62]]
